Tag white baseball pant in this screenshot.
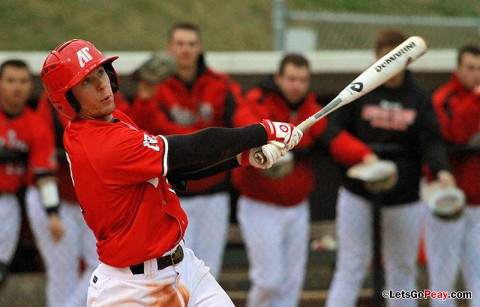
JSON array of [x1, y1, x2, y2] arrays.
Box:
[[87, 241, 234, 306], [26, 188, 98, 307], [0, 193, 21, 265], [237, 196, 309, 307], [425, 205, 480, 307], [326, 187, 423, 307], [180, 192, 230, 279]]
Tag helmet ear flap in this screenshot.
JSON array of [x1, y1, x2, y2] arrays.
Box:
[[65, 90, 81, 113], [103, 62, 119, 93]]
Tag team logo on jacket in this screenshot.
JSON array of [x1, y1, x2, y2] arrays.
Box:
[[361, 100, 417, 131], [198, 103, 213, 123], [143, 134, 159, 151]]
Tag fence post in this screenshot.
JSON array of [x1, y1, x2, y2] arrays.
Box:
[[272, 0, 286, 51]]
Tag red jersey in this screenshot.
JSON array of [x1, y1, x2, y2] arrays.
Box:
[[64, 109, 187, 267], [129, 62, 243, 194], [232, 82, 371, 206], [0, 107, 57, 193], [432, 73, 480, 205]]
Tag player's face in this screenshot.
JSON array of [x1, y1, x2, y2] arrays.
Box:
[[275, 63, 310, 104], [0, 65, 32, 115], [456, 52, 480, 92], [71, 66, 115, 121], [168, 29, 202, 70]]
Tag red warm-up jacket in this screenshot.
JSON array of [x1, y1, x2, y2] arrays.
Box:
[[232, 76, 372, 207], [432, 73, 480, 205], [129, 55, 243, 195]]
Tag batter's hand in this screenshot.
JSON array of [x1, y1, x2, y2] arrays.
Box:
[[238, 141, 286, 169], [262, 119, 303, 150], [437, 170, 455, 187], [48, 214, 65, 243]]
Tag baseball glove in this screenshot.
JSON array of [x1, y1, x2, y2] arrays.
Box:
[[132, 52, 176, 84], [420, 179, 466, 221], [347, 160, 398, 193]]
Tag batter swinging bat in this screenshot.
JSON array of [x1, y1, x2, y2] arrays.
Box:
[[255, 36, 428, 164]]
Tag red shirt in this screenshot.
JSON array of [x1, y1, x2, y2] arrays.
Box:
[[0, 107, 57, 192], [64, 109, 187, 267], [129, 68, 243, 194], [432, 74, 480, 205], [232, 87, 371, 206], [35, 92, 131, 202]]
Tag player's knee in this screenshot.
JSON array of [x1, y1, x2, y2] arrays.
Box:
[[252, 284, 280, 303]]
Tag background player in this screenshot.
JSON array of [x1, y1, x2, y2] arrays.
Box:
[[232, 53, 376, 307], [325, 29, 455, 307], [40, 38, 301, 306], [129, 22, 245, 279], [427, 44, 480, 307], [0, 59, 60, 288], [25, 92, 101, 307]]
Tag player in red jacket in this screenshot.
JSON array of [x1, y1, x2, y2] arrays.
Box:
[[128, 22, 246, 279], [40, 38, 302, 306], [0, 59, 59, 288], [232, 53, 375, 307], [428, 44, 480, 306]]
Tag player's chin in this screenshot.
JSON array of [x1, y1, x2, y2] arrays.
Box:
[[99, 101, 116, 116]]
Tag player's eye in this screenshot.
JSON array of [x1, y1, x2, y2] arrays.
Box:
[[97, 68, 105, 77]]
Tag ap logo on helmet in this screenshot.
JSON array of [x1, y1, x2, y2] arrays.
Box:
[[77, 47, 93, 67]]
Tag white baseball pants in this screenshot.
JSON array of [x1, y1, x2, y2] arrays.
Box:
[[180, 192, 230, 279], [326, 187, 423, 307], [425, 205, 480, 307], [0, 193, 21, 265], [87, 242, 234, 306], [237, 196, 309, 307]]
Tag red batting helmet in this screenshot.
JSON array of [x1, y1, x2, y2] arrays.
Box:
[[40, 39, 119, 119]]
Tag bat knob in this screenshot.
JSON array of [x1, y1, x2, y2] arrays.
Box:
[[253, 150, 266, 165]]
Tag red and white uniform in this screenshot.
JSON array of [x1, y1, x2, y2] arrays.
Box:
[[232, 80, 371, 307], [426, 73, 480, 306], [129, 58, 242, 278], [0, 107, 57, 268], [65, 109, 187, 267], [65, 109, 235, 306]]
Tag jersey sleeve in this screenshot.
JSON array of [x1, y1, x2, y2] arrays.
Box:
[[29, 113, 58, 175], [433, 84, 480, 144], [93, 123, 169, 186]]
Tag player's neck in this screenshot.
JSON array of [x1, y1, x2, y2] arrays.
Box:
[[177, 66, 198, 84]]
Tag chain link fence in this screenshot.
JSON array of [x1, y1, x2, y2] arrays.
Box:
[[275, 8, 480, 50]]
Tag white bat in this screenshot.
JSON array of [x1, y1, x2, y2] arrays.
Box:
[[256, 36, 428, 164]]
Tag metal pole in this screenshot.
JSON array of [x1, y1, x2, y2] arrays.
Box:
[[372, 193, 385, 306], [272, 0, 286, 51]]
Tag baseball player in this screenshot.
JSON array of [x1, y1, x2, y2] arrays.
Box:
[[427, 44, 480, 307], [325, 29, 455, 307], [232, 53, 376, 307], [128, 22, 245, 279], [40, 38, 302, 306], [0, 59, 60, 288]]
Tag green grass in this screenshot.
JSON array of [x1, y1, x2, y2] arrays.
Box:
[[0, 0, 478, 51]]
